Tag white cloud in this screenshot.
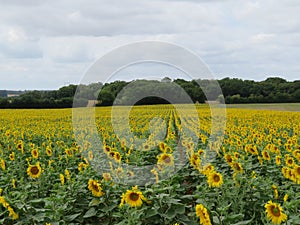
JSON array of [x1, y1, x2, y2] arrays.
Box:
[[0, 0, 299, 89]]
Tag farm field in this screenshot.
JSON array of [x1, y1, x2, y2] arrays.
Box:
[[227, 103, 300, 112], [0, 104, 300, 225]]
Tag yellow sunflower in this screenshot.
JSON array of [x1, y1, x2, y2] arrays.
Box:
[[0, 158, 5, 171], [207, 171, 223, 188], [293, 164, 300, 184], [9, 152, 15, 161], [159, 142, 166, 151], [102, 172, 112, 182], [262, 150, 271, 161], [264, 200, 287, 224], [60, 174, 65, 185], [195, 204, 212, 225], [190, 153, 200, 170], [27, 162, 42, 179], [285, 156, 294, 167], [232, 162, 243, 174], [88, 179, 104, 197], [46, 146, 52, 157], [119, 186, 146, 208], [201, 164, 215, 176], [31, 149, 39, 159], [65, 169, 71, 180], [275, 156, 281, 166], [157, 153, 174, 166], [283, 194, 288, 202], [113, 152, 122, 163], [103, 145, 111, 154], [224, 154, 233, 165], [142, 143, 151, 151]]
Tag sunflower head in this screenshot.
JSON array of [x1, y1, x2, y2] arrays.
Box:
[[27, 162, 42, 179], [195, 204, 212, 225], [157, 153, 174, 166], [264, 200, 287, 225], [207, 171, 223, 188], [31, 149, 39, 159], [120, 186, 146, 208], [88, 179, 104, 197]]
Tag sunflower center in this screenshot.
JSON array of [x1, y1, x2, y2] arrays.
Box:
[[129, 192, 139, 201], [163, 155, 171, 163], [115, 154, 120, 160], [213, 174, 220, 182], [271, 206, 281, 217], [235, 164, 241, 171], [31, 166, 39, 175], [92, 184, 99, 192]]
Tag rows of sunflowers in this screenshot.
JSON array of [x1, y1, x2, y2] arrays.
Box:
[[0, 105, 299, 224]]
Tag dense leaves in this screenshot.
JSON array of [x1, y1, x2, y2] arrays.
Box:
[[1, 77, 299, 108]]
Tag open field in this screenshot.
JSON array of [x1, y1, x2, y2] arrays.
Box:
[[0, 105, 299, 224], [226, 103, 300, 112]]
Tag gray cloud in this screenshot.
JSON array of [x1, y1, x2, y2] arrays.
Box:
[[0, 0, 299, 89]]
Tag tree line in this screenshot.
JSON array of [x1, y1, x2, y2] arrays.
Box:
[[0, 77, 299, 108]]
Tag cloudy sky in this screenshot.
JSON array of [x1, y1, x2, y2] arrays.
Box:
[[0, 0, 299, 90]]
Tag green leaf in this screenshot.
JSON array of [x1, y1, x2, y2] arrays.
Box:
[[89, 198, 101, 207], [65, 213, 81, 222], [145, 208, 158, 218], [231, 215, 255, 225], [83, 207, 97, 218], [174, 204, 185, 214], [165, 203, 185, 219]]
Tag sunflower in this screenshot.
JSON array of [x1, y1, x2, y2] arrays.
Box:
[[31, 149, 39, 159], [190, 153, 201, 170], [262, 150, 271, 161], [201, 164, 215, 176], [234, 152, 240, 160], [65, 148, 73, 157], [283, 194, 288, 202], [195, 204, 212, 225], [232, 162, 243, 174], [293, 164, 300, 184], [285, 156, 294, 167], [119, 186, 146, 208], [103, 145, 111, 154], [272, 185, 279, 199], [157, 153, 174, 166], [207, 171, 223, 188], [102, 172, 112, 182], [88, 151, 93, 160], [224, 154, 233, 165], [78, 162, 88, 172], [248, 144, 258, 155], [60, 174, 65, 185], [27, 162, 42, 179], [159, 142, 166, 151], [88, 179, 104, 197], [46, 146, 52, 157], [142, 143, 150, 151], [264, 200, 287, 224], [275, 156, 281, 165], [65, 169, 71, 180], [198, 149, 204, 156], [12, 179, 16, 188], [9, 152, 15, 161], [0, 158, 5, 171], [113, 152, 122, 163]]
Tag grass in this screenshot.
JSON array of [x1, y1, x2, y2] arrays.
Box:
[[226, 103, 300, 112]]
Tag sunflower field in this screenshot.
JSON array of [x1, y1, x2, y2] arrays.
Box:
[[0, 105, 300, 225]]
